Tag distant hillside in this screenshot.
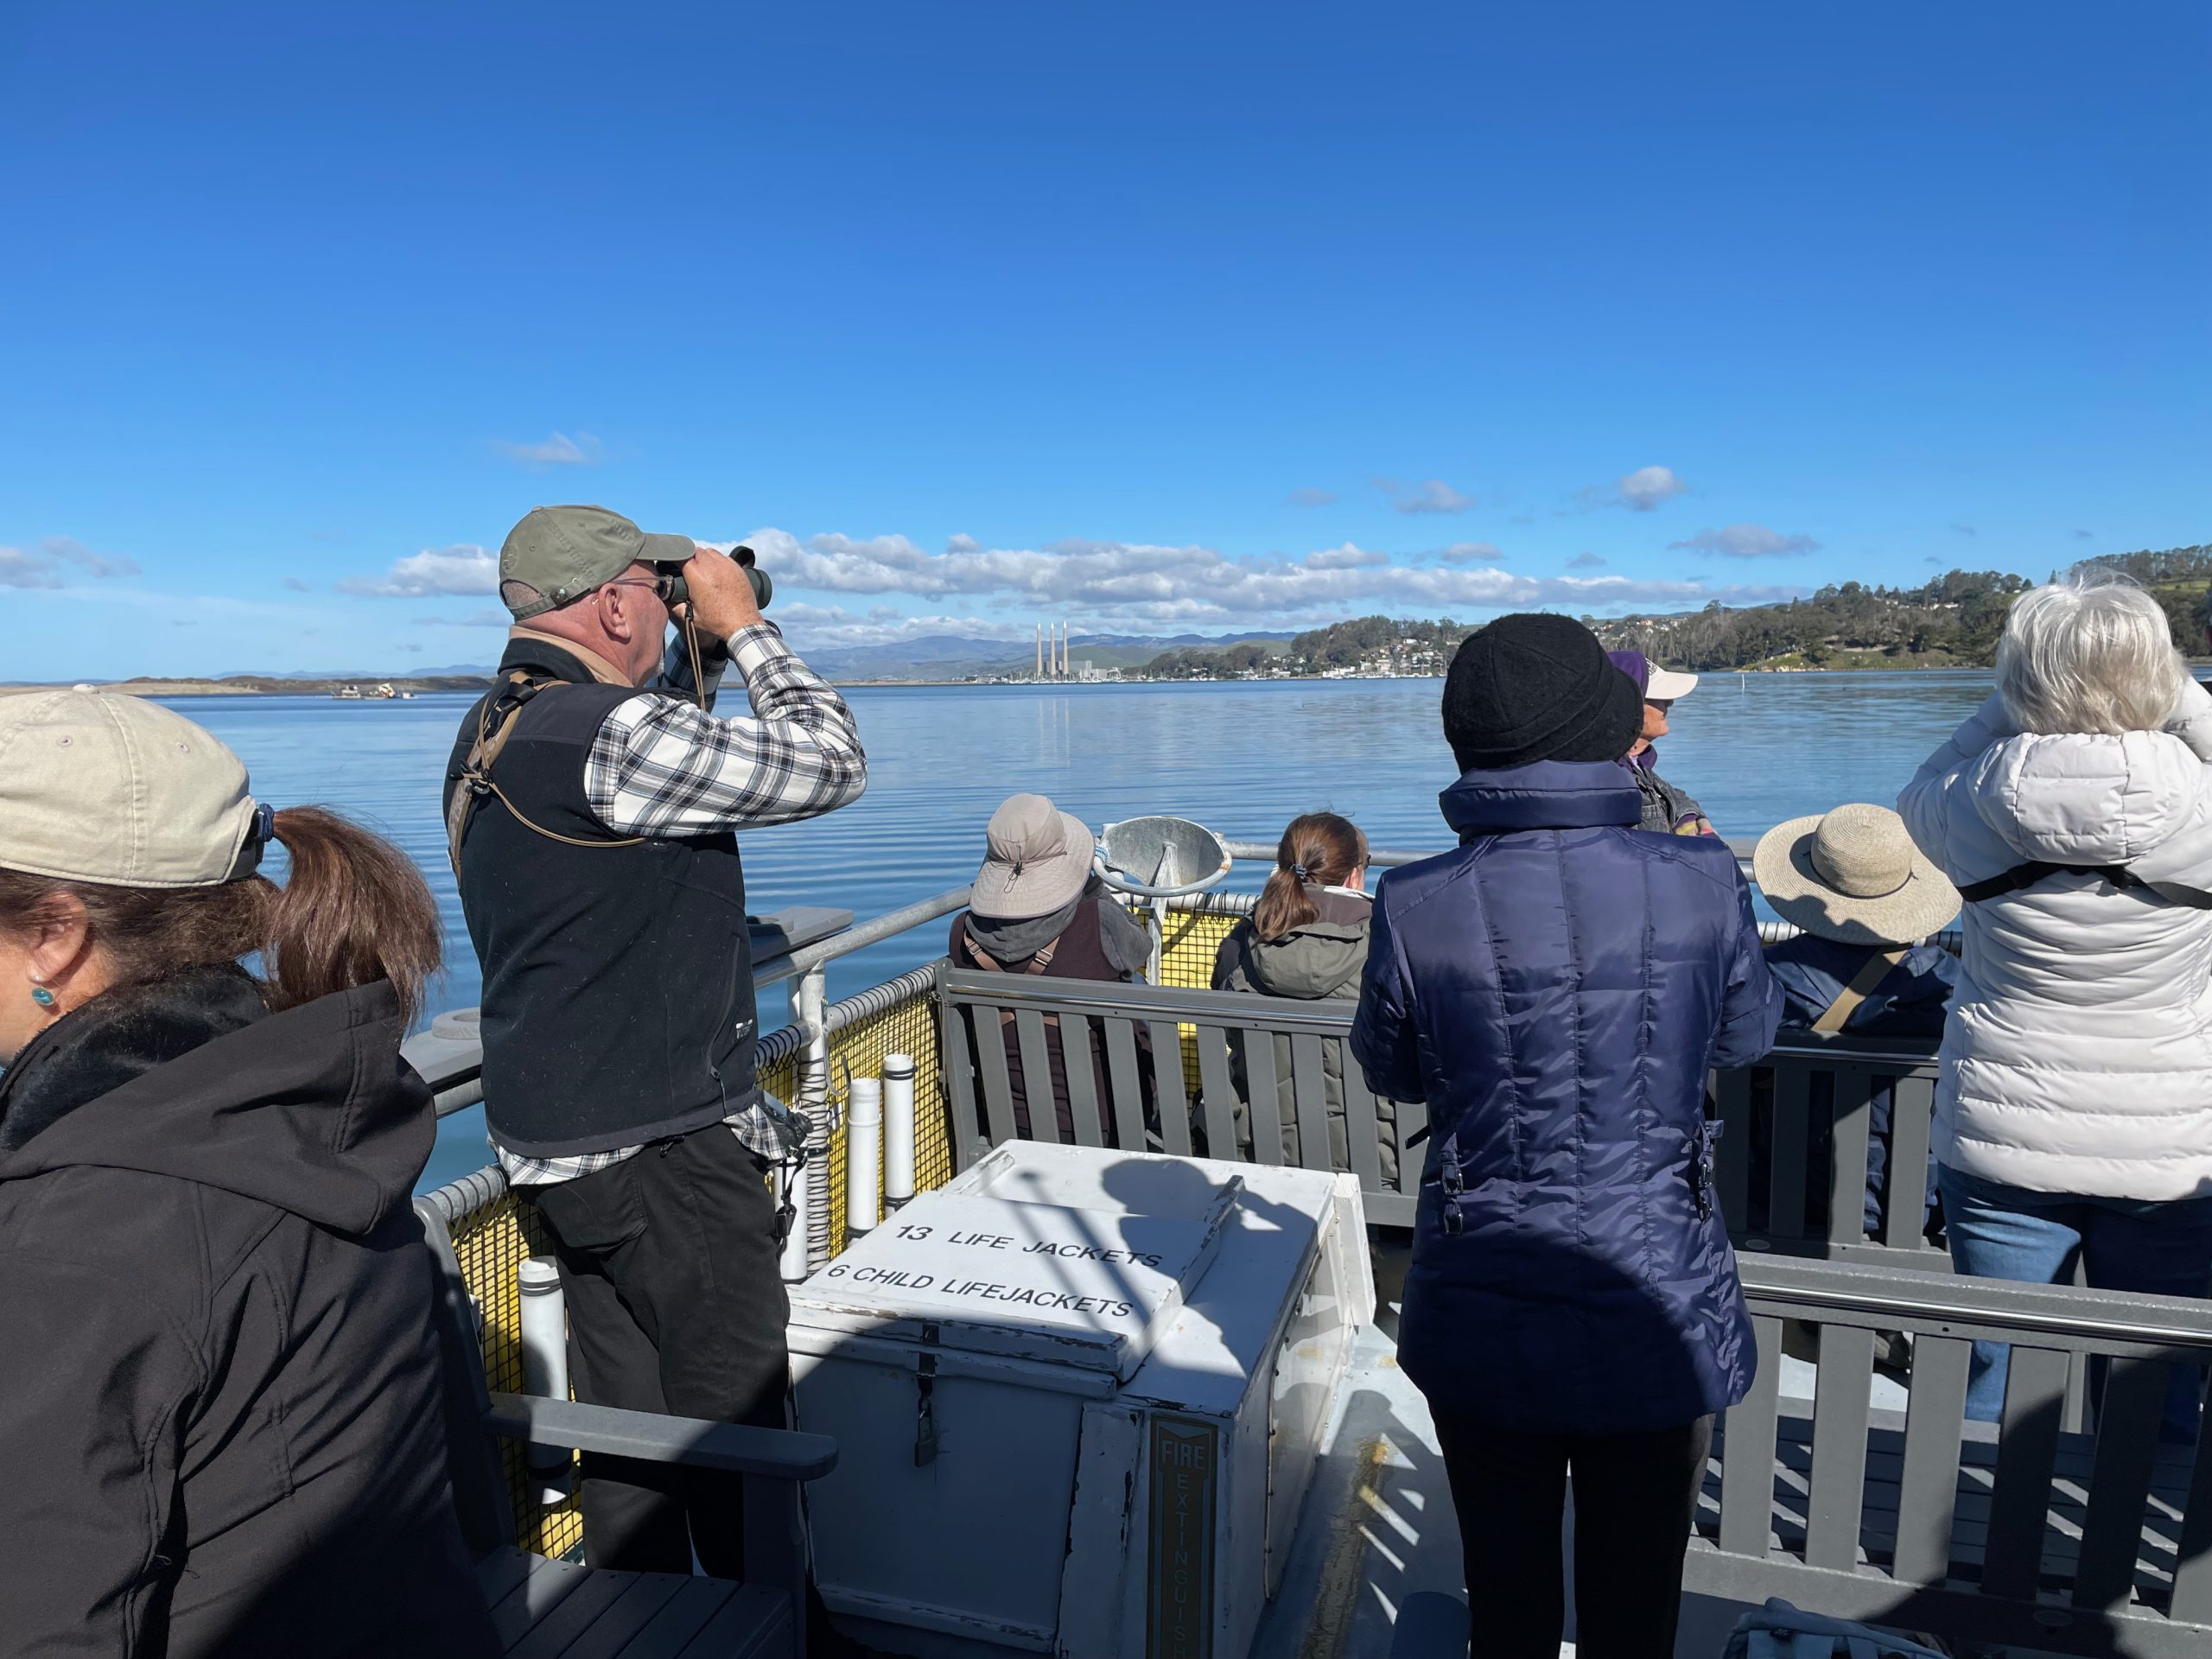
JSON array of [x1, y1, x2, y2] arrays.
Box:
[[1143, 616, 1459, 678], [1599, 545, 2211, 671], [1125, 543, 2212, 679], [1593, 569, 2031, 671]]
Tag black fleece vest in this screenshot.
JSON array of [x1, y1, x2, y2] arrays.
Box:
[[443, 642, 757, 1158]]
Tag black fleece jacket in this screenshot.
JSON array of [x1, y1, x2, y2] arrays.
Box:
[[0, 969, 498, 1659]]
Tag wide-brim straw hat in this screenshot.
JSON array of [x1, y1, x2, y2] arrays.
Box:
[[1753, 804, 1961, 947], [969, 793, 1096, 920]]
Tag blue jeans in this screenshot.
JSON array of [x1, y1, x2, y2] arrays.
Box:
[[1938, 1164, 2212, 1441]]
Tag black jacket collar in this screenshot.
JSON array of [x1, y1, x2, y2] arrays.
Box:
[[0, 966, 267, 1154]]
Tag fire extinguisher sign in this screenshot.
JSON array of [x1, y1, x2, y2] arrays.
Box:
[[1146, 1415, 1218, 1659]]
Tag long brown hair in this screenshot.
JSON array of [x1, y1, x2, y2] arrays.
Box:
[[0, 807, 441, 1027], [1252, 812, 1368, 943]]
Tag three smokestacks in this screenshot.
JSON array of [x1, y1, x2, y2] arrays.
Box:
[[1033, 621, 1074, 680]]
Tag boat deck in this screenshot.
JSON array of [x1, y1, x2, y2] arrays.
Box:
[[1252, 1253, 1909, 1659]]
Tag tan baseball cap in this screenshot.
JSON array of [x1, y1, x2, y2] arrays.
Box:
[[499, 505, 698, 620], [0, 690, 270, 887]]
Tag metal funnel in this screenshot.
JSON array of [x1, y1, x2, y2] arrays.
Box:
[[1094, 816, 1233, 899]]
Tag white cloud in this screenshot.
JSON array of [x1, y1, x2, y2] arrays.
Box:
[[0, 536, 141, 588], [1438, 543, 1506, 564], [945, 532, 980, 554], [734, 524, 1802, 645], [338, 543, 500, 596], [1302, 543, 1391, 570], [1374, 478, 1474, 515], [1567, 551, 1607, 569], [283, 575, 314, 592], [1668, 524, 1821, 560], [1573, 466, 1689, 513], [0, 547, 62, 589], [1289, 488, 1337, 508], [1615, 466, 1688, 512], [497, 431, 603, 467]]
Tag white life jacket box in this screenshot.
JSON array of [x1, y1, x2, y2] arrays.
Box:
[[787, 1141, 1373, 1659]]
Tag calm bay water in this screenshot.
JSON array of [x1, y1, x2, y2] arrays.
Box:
[[161, 670, 1993, 1190]]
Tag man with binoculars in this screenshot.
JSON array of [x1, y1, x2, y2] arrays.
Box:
[[443, 504, 867, 1580]]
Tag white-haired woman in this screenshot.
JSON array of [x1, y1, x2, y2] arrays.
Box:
[[1899, 577, 2212, 1437]]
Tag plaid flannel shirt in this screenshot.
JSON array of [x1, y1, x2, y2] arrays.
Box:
[[493, 622, 865, 1186]]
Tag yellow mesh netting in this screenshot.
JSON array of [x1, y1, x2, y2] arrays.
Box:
[[1155, 906, 1240, 989], [1151, 906, 1243, 1093], [771, 983, 952, 1253], [447, 1193, 586, 1560]]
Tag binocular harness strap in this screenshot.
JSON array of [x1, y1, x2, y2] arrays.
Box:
[[444, 669, 645, 877]]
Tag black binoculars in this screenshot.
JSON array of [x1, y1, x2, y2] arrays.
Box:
[[660, 543, 772, 613]]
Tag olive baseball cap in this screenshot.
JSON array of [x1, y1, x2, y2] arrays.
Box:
[[0, 689, 270, 887], [499, 505, 698, 620]]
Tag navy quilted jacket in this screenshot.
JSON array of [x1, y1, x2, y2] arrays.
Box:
[[1351, 761, 1781, 1434]]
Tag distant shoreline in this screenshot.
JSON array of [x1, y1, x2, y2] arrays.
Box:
[[24, 658, 2212, 700], [0, 675, 491, 699]]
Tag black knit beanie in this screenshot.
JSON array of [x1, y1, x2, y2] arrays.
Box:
[[1441, 613, 1643, 771]]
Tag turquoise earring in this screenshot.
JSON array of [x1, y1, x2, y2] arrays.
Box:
[[30, 985, 56, 1009]]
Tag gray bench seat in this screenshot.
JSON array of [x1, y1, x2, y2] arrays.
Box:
[[416, 1187, 837, 1659]]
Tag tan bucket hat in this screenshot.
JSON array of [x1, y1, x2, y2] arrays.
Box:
[[1753, 803, 1960, 947], [0, 690, 270, 887], [969, 794, 1096, 920]]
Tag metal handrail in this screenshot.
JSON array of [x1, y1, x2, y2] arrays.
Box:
[[759, 886, 973, 988], [1739, 1252, 2212, 1353]]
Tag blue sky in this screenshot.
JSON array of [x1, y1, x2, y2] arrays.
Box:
[[3, 3, 2207, 678]]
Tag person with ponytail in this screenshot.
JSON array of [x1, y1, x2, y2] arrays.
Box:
[[0, 691, 498, 1658], [1212, 812, 1395, 1181]]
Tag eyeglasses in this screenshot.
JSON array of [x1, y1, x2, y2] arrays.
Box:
[[598, 575, 677, 606]]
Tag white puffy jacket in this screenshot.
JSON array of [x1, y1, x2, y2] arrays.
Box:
[[1897, 681, 2212, 1201]]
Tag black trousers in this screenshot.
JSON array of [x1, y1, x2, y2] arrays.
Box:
[[1431, 1409, 1713, 1659], [529, 1124, 790, 1579]]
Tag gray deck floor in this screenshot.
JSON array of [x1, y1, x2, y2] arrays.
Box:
[[1246, 1319, 1769, 1659], [1248, 1243, 1940, 1659]]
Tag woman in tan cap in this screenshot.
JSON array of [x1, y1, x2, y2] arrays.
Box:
[[0, 690, 497, 1657], [948, 792, 1152, 1146], [1754, 804, 1961, 1243]]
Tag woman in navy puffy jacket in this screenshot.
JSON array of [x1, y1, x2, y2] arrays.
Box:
[[1352, 613, 1780, 1659]]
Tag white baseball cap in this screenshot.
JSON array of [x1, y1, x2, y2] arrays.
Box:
[[0, 690, 272, 887], [1645, 665, 1700, 700]]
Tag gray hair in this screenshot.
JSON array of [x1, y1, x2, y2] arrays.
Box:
[[1996, 575, 2183, 736]]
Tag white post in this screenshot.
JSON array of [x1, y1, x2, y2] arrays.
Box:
[[846, 1076, 882, 1236], [795, 963, 836, 1276], [517, 1257, 572, 1505], [883, 1053, 916, 1209]]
